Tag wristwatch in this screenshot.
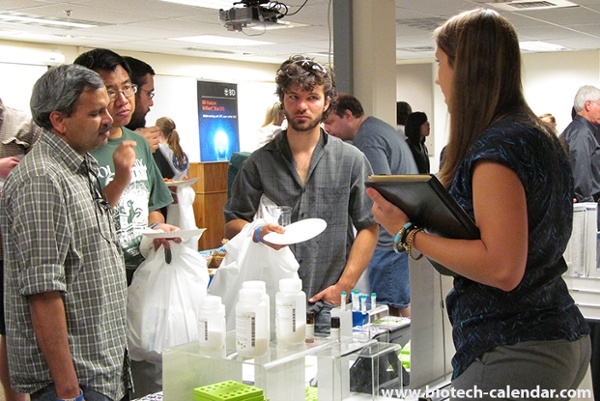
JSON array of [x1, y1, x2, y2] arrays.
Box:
[[56, 389, 84, 401]]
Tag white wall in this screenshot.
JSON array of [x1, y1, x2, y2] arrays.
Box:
[[522, 50, 600, 134], [396, 50, 600, 174]]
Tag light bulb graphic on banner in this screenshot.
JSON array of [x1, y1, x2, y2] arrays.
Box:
[[214, 129, 229, 161]]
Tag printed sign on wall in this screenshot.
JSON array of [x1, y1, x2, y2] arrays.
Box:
[[197, 80, 240, 162]]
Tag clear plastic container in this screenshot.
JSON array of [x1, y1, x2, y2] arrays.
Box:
[[275, 277, 306, 344], [236, 288, 269, 357], [198, 295, 226, 350]]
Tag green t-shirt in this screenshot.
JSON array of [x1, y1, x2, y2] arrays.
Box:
[[92, 127, 173, 270]]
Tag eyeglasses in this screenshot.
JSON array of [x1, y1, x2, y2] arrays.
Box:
[[139, 87, 155, 100], [292, 59, 328, 75], [107, 84, 137, 103]]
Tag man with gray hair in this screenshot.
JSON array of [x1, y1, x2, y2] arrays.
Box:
[[0, 64, 133, 401], [560, 85, 600, 207], [561, 84, 600, 401]]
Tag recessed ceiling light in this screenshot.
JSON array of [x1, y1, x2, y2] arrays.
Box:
[[0, 12, 97, 29], [172, 35, 273, 46], [519, 41, 566, 51], [159, 0, 233, 10]]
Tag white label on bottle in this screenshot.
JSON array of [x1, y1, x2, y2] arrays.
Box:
[[236, 312, 256, 350], [276, 301, 297, 332]]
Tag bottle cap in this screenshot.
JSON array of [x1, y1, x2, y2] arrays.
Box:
[[331, 316, 340, 329], [279, 277, 302, 292], [239, 288, 263, 304], [306, 311, 315, 324], [200, 295, 222, 311], [242, 280, 266, 292]]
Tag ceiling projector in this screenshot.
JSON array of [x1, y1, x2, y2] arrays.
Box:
[[219, 0, 288, 32]]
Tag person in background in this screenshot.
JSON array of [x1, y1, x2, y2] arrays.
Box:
[[539, 113, 558, 134], [405, 111, 431, 174], [396, 101, 412, 137], [324, 93, 417, 317], [123, 56, 175, 180], [0, 98, 42, 401], [368, 9, 590, 399], [560, 86, 600, 206], [75, 48, 177, 399], [224, 55, 378, 334], [155, 117, 189, 180], [559, 85, 600, 401], [1, 64, 132, 401], [257, 101, 285, 147]]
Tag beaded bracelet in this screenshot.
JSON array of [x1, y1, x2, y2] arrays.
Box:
[[404, 227, 424, 260], [393, 222, 414, 253]]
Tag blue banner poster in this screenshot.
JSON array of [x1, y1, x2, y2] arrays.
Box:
[[197, 80, 240, 162]]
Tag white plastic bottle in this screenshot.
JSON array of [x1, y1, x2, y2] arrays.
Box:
[[242, 280, 272, 339], [275, 277, 306, 344], [235, 288, 269, 357], [198, 295, 226, 350]]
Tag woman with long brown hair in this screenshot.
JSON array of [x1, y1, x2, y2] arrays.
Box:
[[155, 117, 189, 180], [368, 9, 590, 398]]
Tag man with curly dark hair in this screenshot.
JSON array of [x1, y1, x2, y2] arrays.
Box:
[[224, 55, 378, 333]]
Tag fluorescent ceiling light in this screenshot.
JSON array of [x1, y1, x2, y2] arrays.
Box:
[[519, 40, 566, 51], [159, 0, 233, 10], [0, 13, 97, 29], [0, 31, 78, 41], [172, 35, 273, 46]]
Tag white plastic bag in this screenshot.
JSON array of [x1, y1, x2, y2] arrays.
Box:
[[127, 241, 209, 363], [167, 185, 200, 248], [208, 219, 299, 331]]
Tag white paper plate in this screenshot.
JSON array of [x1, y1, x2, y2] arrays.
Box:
[[164, 177, 198, 187], [263, 218, 327, 245], [142, 228, 206, 239]]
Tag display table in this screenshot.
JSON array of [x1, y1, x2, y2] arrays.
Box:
[[162, 331, 405, 401]]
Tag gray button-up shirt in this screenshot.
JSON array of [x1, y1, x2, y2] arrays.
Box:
[[224, 130, 375, 299], [0, 130, 130, 399]]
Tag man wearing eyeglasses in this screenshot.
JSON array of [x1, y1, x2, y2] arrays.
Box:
[[74, 49, 176, 286], [124, 56, 177, 181], [224, 55, 378, 334], [1, 64, 132, 401]]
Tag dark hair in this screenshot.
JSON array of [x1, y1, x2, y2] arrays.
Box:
[[30, 64, 105, 131], [123, 56, 155, 88], [329, 93, 364, 118], [396, 101, 412, 125], [405, 112, 428, 145], [275, 55, 336, 119], [434, 9, 553, 188], [74, 48, 132, 77]]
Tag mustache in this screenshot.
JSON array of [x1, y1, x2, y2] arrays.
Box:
[[100, 123, 112, 132]]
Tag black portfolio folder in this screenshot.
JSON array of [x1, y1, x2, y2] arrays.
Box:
[[365, 174, 480, 277]]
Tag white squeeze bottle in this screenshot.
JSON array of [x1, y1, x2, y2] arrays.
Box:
[[236, 288, 269, 357], [276, 277, 306, 344], [198, 295, 226, 350]]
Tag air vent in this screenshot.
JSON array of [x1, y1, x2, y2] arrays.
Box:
[[397, 46, 436, 53], [397, 17, 447, 32], [488, 0, 579, 11]]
